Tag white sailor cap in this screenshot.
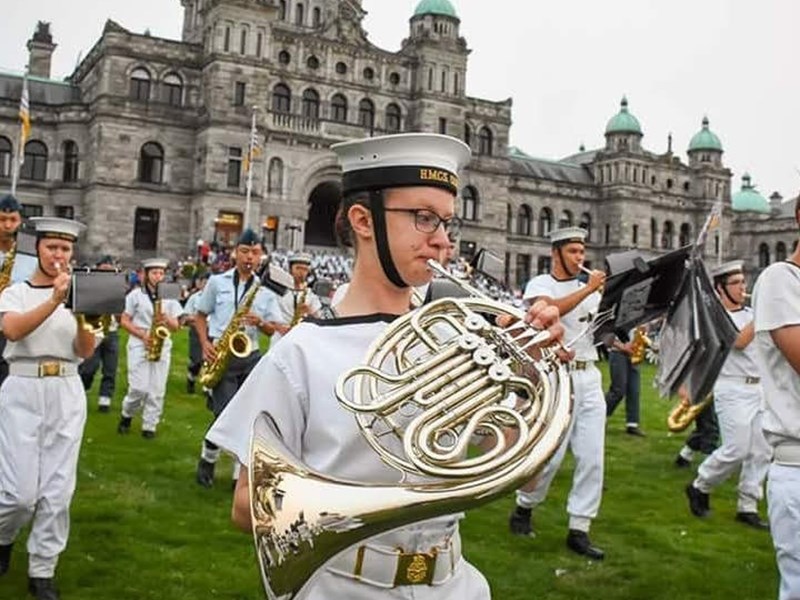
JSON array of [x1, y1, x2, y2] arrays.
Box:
[[709, 260, 744, 279], [288, 251, 312, 266], [549, 226, 588, 247], [142, 258, 169, 270], [29, 217, 86, 242], [331, 133, 471, 196]]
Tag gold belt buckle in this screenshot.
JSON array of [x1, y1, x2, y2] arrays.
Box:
[[394, 550, 436, 586], [746, 376, 760, 384], [572, 361, 587, 371], [38, 361, 62, 377]]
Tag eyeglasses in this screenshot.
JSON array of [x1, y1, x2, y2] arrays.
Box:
[[383, 208, 462, 237]]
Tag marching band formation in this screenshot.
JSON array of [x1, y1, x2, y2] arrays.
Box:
[[0, 132, 797, 600]]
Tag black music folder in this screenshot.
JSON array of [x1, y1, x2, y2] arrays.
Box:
[[67, 271, 127, 315]]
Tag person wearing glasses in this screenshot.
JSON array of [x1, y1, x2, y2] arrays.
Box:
[[509, 226, 608, 560], [205, 133, 564, 599], [685, 260, 770, 530]]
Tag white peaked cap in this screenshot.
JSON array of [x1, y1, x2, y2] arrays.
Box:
[[142, 258, 169, 270], [709, 260, 744, 278], [549, 226, 588, 246]]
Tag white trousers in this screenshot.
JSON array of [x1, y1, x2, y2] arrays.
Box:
[[695, 379, 771, 512], [0, 374, 87, 577], [521, 364, 606, 531], [122, 341, 171, 432], [768, 464, 800, 600]]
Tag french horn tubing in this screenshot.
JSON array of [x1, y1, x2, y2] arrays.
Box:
[[248, 259, 576, 599]]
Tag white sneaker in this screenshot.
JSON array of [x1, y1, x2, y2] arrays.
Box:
[[98, 396, 111, 412]]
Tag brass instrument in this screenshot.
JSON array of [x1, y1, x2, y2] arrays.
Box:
[[630, 326, 652, 366], [0, 241, 16, 295], [198, 278, 260, 389], [288, 284, 308, 328], [76, 314, 112, 339], [249, 259, 575, 599], [667, 393, 713, 433], [146, 299, 171, 362]]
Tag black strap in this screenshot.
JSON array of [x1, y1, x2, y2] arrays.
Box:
[[233, 270, 254, 310], [370, 189, 409, 289]]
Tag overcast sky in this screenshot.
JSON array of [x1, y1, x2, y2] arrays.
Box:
[[1, 0, 798, 200]]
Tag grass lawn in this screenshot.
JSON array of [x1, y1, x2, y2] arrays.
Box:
[[0, 331, 778, 599]]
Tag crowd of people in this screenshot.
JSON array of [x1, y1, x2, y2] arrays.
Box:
[[0, 131, 797, 600]]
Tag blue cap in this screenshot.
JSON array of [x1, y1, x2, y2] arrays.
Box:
[[0, 195, 21, 213], [237, 228, 261, 247]]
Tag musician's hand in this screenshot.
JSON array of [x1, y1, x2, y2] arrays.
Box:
[[524, 299, 564, 343], [140, 332, 153, 350], [155, 312, 168, 326], [241, 313, 261, 327], [587, 270, 606, 292], [51, 271, 71, 305], [621, 342, 634, 355], [299, 303, 312, 317], [202, 340, 217, 363], [273, 324, 290, 336]]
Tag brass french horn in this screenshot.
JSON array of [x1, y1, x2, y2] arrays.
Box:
[[248, 260, 575, 599]]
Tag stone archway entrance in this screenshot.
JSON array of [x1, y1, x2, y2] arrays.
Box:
[[304, 181, 342, 247]]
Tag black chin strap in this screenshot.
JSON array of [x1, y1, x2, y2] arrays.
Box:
[[721, 282, 740, 307], [556, 246, 577, 279], [369, 189, 409, 289]]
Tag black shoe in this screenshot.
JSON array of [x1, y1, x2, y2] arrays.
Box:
[[141, 430, 156, 440], [196, 459, 215, 488], [566, 530, 605, 560], [736, 511, 770, 530], [685, 483, 710, 517], [28, 577, 60, 600], [187, 379, 196, 394], [117, 416, 132, 435], [98, 405, 110, 414], [675, 455, 692, 468], [626, 425, 646, 437], [509, 506, 534, 537], [0, 542, 12, 576]]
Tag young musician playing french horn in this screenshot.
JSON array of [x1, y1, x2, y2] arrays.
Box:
[[194, 229, 284, 488], [117, 258, 183, 439], [206, 134, 564, 599], [0, 217, 94, 600]]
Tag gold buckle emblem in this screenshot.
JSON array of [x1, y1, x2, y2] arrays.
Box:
[[38, 361, 62, 377], [394, 551, 436, 586]]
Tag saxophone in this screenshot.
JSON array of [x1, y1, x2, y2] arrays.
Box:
[[146, 299, 171, 362], [198, 278, 260, 389], [0, 242, 16, 295], [289, 284, 308, 328], [629, 326, 652, 366]]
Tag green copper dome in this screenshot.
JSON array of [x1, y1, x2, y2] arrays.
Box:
[[605, 96, 642, 135], [732, 174, 770, 213], [688, 116, 723, 152], [413, 0, 458, 18]]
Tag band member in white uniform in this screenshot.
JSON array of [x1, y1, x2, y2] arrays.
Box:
[[194, 229, 284, 488], [685, 260, 771, 528], [117, 258, 183, 439], [273, 252, 322, 342], [753, 201, 800, 600], [0, 217, 95, 600], [509, 226, 608, 560], [207, 133, 563, 599], [0, 194, 38, 386]]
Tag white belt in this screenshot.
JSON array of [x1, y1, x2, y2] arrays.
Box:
[[773, 444, 800, 467], [326, 536, 461, 588], [8, 360, 79, 378]]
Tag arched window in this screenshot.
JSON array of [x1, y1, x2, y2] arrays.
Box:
[[559, 209, 573, 228], [679, 223, 692, 247], [0, 137, 12, 178], [162, 73, 183, 107], [461, 186, 478, 221], [662, 220, 674, 249], [517, 204, 532, 236], [464, 123, 472, 146], [312, 6, 321, 27], [650, 218, 658, 248], [539, 207, 553, 237], [579, 212, 592, 241], [330, 94, 348, 123], [758, 243, 770, 268], [129, 67, 151, 101], [506, 203, 513, 233], [295, 3, 304, 26], [358, 98, 375, 130], [268, 157, 284, 193], [776, 241, 787, 262], [385, 103, 401, 133], [20, 141, 48, 181], [272, 83, 291, 113], [138, 142, 164, 184], [301, 88, 320, 119], [478, 126, 493, 156], [62, 140, 79, 182]]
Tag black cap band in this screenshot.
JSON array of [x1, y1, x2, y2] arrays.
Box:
[[343, 166, 459, 196]]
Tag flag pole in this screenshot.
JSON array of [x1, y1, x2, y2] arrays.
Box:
[[11, 67, 30, 196], [244, 106, 259, 230]]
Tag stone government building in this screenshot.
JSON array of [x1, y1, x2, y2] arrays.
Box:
[[0, 0, 796, 285]]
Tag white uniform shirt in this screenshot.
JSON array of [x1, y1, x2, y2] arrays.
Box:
[[524, 274, 600, 361], [331, 282, 348, 307], [276, 287, 323, 324], [719, 307, 759, 379], [0, 282, 80, 362], [753, 261, 800, 445], [183, 290, 202, 316], [208, 316, 461, 549], [124, 287, 184, 351], [0, 250, 38, 284]]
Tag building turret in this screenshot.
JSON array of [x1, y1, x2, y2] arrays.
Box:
[[604, 96, 643, 153], [687, 116, 723, 168], [27, 22, 57, 79]]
